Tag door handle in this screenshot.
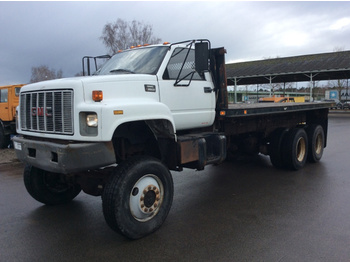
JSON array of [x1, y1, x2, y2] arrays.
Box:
[[204, 87, 213, 93]]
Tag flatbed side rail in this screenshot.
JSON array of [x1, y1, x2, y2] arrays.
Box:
[[220, 102, 332, 117]]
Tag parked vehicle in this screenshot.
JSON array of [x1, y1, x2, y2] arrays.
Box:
[[13, 40, 331, 239], [259, 96, 305, 103], [343, 101, 350, 109], [0, 84, 24, 148], [324, 99, 343, 110]]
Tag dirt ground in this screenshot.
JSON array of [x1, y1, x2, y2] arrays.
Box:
[[0, 149, 19, 165]]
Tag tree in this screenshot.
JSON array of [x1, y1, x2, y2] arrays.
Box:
[[328, 47, 348, 102], [100, 19, 161, 55], [30, 65, 63, 83]]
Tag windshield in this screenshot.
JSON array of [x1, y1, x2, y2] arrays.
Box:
[[96, 46, 168, 75]]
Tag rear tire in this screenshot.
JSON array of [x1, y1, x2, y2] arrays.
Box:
[[269, 128, 288, 168], [306, 125, 324, 163], [23, 164, 81, 205], [0, 126, 10, 149], [282, 128, 308, 170], [102, 156, 174, 239]]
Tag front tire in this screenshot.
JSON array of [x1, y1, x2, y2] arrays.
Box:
[[23, 164, 81, 205], [102, 156, 174, 239]]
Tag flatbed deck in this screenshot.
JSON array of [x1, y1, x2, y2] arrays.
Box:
[[223, 102, 332, 117]]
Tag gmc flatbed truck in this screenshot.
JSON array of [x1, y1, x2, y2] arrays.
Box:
[[13, 40, 330, 239]]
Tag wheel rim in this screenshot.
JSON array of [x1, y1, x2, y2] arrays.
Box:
[[296, 137, 307, 162], [315, 133, 323, 155], [129, 174, 163, 222]]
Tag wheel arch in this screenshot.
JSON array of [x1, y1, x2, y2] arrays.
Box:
[[112, 118, 177, 166], [100, 102, 176, 141]]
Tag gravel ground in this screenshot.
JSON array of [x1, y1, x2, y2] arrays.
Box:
[[0, 149, 20, 165]]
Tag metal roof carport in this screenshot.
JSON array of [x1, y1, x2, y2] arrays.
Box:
[[225, 50, 350, 102]]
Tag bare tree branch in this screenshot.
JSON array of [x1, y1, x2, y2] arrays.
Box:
[[100, 19, 161, 55], [30, 65, 63, 83]]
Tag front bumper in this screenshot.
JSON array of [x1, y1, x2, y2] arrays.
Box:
[[13, 136, 116, 174]]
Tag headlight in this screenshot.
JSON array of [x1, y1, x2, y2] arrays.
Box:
[[87, 114, 98, 127], [80, 112, 98, 136]]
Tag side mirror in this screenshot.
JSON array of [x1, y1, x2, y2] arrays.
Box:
[[195, 42, 209, 74]]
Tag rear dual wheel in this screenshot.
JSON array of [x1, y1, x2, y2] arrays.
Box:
[[269, 128, 288, 169], [306, 125, 325, 163], [269, 128, 308, 170], [282, 128, 308, 170], [269, 125, 325, 170]]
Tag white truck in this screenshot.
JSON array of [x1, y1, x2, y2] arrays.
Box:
[[14, 40, 330, 239]]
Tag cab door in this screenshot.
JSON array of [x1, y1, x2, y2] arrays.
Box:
[[0, 87, 10, 121], [158, 47, 215, 130]]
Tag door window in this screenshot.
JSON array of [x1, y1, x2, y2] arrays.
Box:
[[163, 48, 204, 82], [15, 87, 21, 96], [0, 89, 8, 103]]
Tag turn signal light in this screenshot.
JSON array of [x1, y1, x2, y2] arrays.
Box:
[[92, 90, 103, 102]]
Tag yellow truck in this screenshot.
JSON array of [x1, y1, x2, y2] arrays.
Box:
[[259, 96, 305, 103], [0, 84, 24, 148]]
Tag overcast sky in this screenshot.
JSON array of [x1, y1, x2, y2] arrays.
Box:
[[1, 1, 350, 85]]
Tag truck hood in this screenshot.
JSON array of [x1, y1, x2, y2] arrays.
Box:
[[20, 74, 158, 93]]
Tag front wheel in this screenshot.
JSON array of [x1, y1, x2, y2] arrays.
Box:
[[23, 164, 81, 205], [102, 156, 174, 239]]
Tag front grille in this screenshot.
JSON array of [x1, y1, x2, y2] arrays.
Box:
[[20, 90, 74, 135]]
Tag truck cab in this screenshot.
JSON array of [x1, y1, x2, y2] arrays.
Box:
[[0, 84, 23, 148], [14, 40, 219, 173], [88, 40, 216, 131]]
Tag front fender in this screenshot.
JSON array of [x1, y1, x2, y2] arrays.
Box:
[[101, 101, 176, 141]]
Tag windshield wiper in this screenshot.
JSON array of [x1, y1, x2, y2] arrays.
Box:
[[109, 69, 135, 74]]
